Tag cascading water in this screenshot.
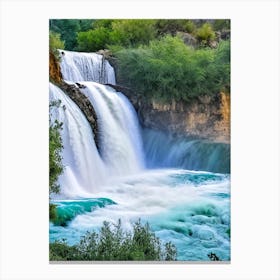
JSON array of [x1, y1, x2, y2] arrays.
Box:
[[80, 82, 145, 176], [59, 49, 116, 84], [49, 82, 107, 197], [142, 128, 230, 174], [49, 50, 230, 261]]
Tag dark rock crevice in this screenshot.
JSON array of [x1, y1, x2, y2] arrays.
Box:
[[58, 81, 100, 150], [49, 52, 100, 150]]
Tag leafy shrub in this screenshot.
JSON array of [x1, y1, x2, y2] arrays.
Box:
[[213, 40, 230, 92], [76, 19, 157, 52], [49, 203, 57, 220], [50, 219, 177, 261], [213, 19, 230, 31], [49, 100, 64, 196], [111, 19, 157, 46], [155, 19, 195, 36], [77, 27, 112, 52], [49, 31, 65, 58], [115, 35, 230, 102], [195, 23, 216, 45], [50, 19, 94, 50]]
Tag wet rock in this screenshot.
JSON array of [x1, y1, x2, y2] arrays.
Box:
[[58, 81, 100, 150]]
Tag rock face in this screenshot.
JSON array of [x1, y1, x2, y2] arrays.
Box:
[[49, 49, 230, 146], [120, 90, 230, 143], [49, 52, 100, 149], [59, 81, 99, 149], [176, 32, 198, 48], [49, 52, 62, 83]]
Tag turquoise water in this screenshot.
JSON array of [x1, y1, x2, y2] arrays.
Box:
[[50, 169, 230, 261], [50, 53, 230, 262], [142, 128, 230, 174], [51, 198, 116, 226]]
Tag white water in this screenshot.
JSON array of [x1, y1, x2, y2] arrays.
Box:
[[59, 49, 116, 84], [50, 169, 230, 260], [49, 82, 107, 197], [80, 82, 145, 176], [50, 51, 144, 196], [49, 50, 230, 261]]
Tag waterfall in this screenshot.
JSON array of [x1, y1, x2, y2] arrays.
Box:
[[50, 50, 144, 197], [58, 49, 116, 84], [50, 49, 230, 261], [49, 82, 107, 197], [50, 48, 228, 197], [80, 82, 145, 176], [142, 128, 230, 174]]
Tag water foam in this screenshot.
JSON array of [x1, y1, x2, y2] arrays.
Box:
[[59, 49, 116, 84]]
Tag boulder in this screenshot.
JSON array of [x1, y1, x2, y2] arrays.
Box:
[[176, 32, 198, 48]]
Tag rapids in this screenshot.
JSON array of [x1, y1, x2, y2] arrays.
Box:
[[49, 50, 230, 261]]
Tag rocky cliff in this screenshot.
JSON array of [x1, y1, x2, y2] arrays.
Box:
[[49, 52, 62, 84], [140, 93, 230, 143], [118, 89, 230, 143], [59, 81, 99, 149], [49, 53, 99, 148], [50, 51, 230, 145]]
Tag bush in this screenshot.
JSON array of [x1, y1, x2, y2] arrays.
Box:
[[77, 27, 112, 52], [155, 19, 195, 36], [111, 19, 157, 46], [49, 31, 65, 58], [50, 219, 177, 261], [195, 23, 216, 45], [49, 203, 57, 220], [76, 19, 157, 52], [213, 19, 230, 31], [49, 100, 64, 196], [115, 35, 230, 102]]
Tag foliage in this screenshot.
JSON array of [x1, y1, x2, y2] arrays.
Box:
[[76, 19, 157, 52], [77, 27, 112, 52], [111, 19, 157, 47], [50, 219, 177, 261], [50, 19, 94, 50], [213, 19, 230, 31], [115, 35, 230, 102], [164, 241, 177, 261], [195, 23, 216, 45], [49, 203, 57, 220], [155, 19, 195, 36], [49, 31, 65, 59], [49, 100, 64, 196], [51, 19, 230, 53], [213, 40, 230, 92]]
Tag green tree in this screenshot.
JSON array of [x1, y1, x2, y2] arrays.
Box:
[[50, 19, 94, 50]]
